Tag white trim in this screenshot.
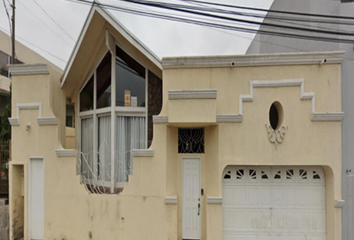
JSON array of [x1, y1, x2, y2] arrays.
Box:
[[162, 51, 345, 69], [132, 149, 153, 157], [335, 199, 345, 208], [9, 64, 49, 76], [207, 197, 223, 204], [216, 115, 243, 123], [165, 196, 178, 205], [61, 5, 162, 87], [312, 113, 344, 122], [8, 118, 20, 126], [153, 115, 168, 124], [169, 89, 217, 100], [56, 149, 76, 157], [37, 118, 57, 125], [238, 79, 343, 122]]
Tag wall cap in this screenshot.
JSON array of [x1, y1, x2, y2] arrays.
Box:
[[216, 114, 243, 123], [312, 113, 344, 122], [162, 51, 345, 69], [132, 149, 153, 157], [9, 64, 49, 76], [165, 196, 177, 205], [37, 117, 58, 125], [56, 149, 76, 157], [153, 116, 168, 124], [168, 89, 217, 100], [207, 197, 223, 204], [335, 199, 345, 208]]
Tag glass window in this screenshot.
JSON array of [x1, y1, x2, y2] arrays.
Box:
[[116, 116, 146, 182], [80, 76, 94, 112], [98, 116, 111, 181], [115, 46, 145, 107], [81, 118, 94, 179], [0, 50, 9, 77], [97, 52, 112, 109]]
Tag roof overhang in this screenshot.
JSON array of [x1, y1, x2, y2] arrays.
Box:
[[61, 4, 162, 99]]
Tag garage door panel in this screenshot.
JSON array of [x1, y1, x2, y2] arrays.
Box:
[[223, 166, 325, 240], [234, 187, 247, 206], [247, 187, 259, 206]]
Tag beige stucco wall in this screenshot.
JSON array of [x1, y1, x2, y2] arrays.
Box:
[[9, 55, 342, 240]]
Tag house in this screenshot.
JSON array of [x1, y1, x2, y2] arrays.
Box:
[[8, 4, 344, 240], [246, 0, 354, 239]]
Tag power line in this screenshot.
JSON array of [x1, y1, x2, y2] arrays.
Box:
[[64, 0, 354, 44], [17, 0, 74, 46], [32, 0, 76, 42], [114, 0, 354, 37], [2, 0, 12, 33], [180, 0, 354, 26], [0, 26, 67, 63], [179, 0, 354, 21]]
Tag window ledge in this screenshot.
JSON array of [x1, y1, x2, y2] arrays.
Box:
[[132, 149, 153, 157]]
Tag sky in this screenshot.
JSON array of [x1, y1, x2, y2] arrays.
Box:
[[0, 0, 274, 69]]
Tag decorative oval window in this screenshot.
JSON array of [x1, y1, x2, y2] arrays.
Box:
[[269, 101, 283, 130]]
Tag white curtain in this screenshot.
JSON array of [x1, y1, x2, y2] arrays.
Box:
[[116, 116, 146, 182], [98, 116, 111, 182], [81, 118, 93, 179]]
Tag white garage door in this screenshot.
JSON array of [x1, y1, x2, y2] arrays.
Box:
[[222, 166, 326, 240]]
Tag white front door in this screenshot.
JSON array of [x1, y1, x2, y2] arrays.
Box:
[[29, 158, 44, 240], [182, 157, 201, 240]]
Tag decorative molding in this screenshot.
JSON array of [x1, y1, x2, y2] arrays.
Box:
[[312, 113, 344, 122], [165, 196, 177, 205], [238, 79, 343, 122], [9, 64, 49, 76], [168, 89, 217, 100], [56, 149, 76, 157], [207, 197, 223, 204], [162, 51, 345, 69], [266, 125, 288, 149], [37, 118, 57, 125], [335, 199, 345, 208], [8, 118, 20, 126], [9, 103, 58, 127], [132, 149, 154, 157], [216, 114, 243, 123], [153, 116, 168, 124]]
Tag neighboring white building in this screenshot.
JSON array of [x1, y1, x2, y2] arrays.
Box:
[[247, 1, 354, 239]]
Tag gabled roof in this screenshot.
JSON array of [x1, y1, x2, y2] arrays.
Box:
[[61, 4, 162, 98]]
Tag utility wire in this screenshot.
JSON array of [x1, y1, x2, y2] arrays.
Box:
[[17, 0, 74, 47], [163, 0, 354, 26], [2, 0, 12, 33], [179, 0, 354, 20], [32, 0, 76, 42], [0, 26, 67, 63], [114, 0, 354, 37], [64, 0, 354, 44]]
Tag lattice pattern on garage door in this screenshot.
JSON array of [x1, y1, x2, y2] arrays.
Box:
[[222, 166, 325, 240]]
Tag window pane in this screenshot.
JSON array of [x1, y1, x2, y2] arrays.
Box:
[[0, 50, 9, 77], [116, 116, 146, 182], [97, 52, 112, 109], [115, 46, 145, 107], [80, 76, 94, 112], [81, 118, 94, 179], [98, 116, 111, 182]]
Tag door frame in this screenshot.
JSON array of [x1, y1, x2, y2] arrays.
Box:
[[182, 156, 201, 240], [28, 156, 44, 240]]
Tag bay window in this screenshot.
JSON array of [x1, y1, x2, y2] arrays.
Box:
[[79, 46, 147, 193]]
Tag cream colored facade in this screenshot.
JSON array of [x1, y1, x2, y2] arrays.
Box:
[[8, 5, 344, 240]]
